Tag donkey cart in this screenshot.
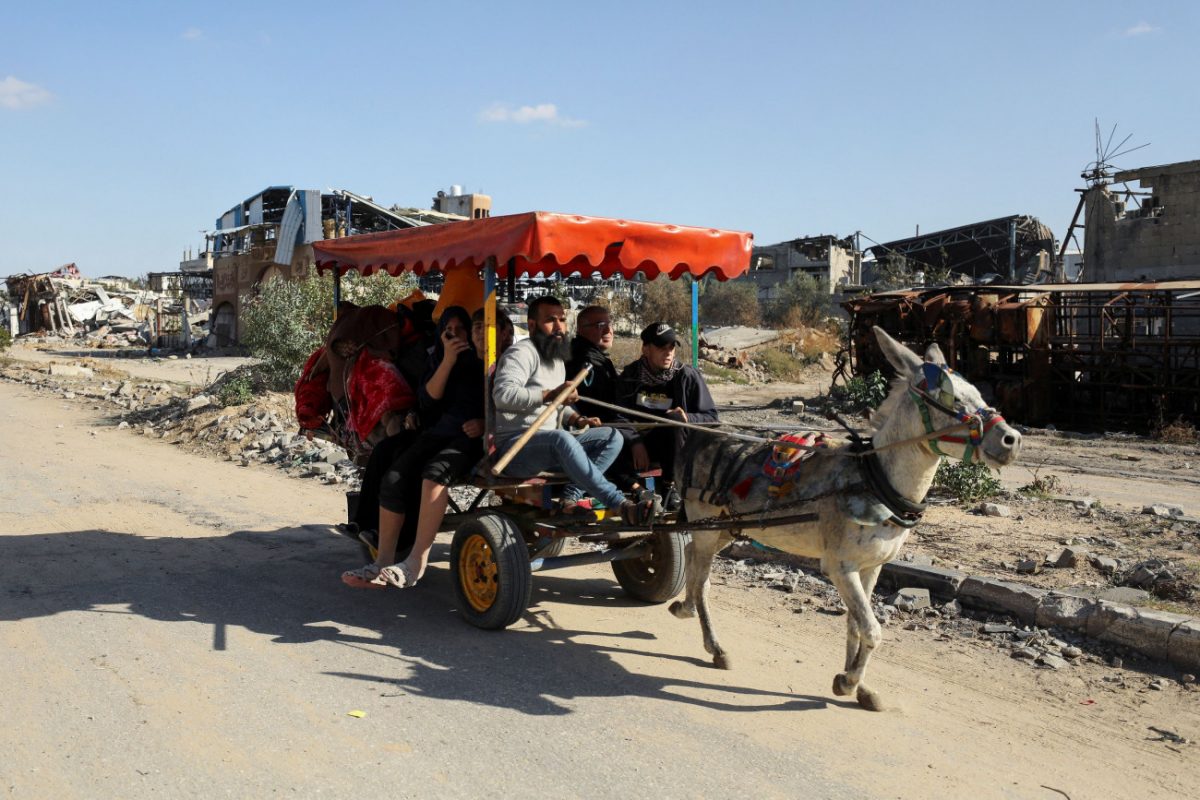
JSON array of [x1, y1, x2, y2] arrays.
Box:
[[311, 211, 755, 629]]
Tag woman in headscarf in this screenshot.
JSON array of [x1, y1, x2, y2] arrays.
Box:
[[341, 306, 486, 589]]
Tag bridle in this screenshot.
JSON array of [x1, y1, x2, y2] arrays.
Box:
[[907, 362, 1004, 465]]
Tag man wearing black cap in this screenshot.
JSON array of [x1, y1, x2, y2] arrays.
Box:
[[617, 321, 719, 508]]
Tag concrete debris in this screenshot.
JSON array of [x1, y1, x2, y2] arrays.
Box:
[[979, 503, 1011, 517], [184, 395, 213, 414], [1089, 555, 1120, 574], [48, 363, 94, 378], [887, 587, 931, 612], [1050, 547, 1084, 569], [1143, 504, 1185, 518]]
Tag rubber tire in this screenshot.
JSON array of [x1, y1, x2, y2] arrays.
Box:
[[451, 514, 533, 630], [532, 537, 568, 558], [611, 530, 687, 603]]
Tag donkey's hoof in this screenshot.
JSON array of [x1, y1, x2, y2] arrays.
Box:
[[856, 686, 884, 712], [832, 673, 856, 697], [713, 652, 733, 670], [669, 600, 694, 619]]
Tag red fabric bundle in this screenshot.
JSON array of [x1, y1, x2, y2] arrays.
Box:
[[294, 347, 332, 431], [346, 353, 416, 440]]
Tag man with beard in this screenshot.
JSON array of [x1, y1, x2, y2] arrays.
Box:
[[493, 296, 653, 524], [618, 321, 719, 510]]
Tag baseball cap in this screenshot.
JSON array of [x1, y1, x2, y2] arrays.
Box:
[[640, 322, 678, 347]]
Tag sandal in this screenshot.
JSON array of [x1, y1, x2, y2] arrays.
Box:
[[378, 562, 418, 589], [341, 563, 387, 589], [619, 497, 656, 526], [558, 499, 598, 522]]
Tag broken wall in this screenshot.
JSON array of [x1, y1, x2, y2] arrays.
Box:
[[1085, 160, 1200, 282]]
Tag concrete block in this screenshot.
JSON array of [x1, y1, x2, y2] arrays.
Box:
[[878, 562, 966, 599], [959, 577, 1047, 624], [887, 587, 931, 612], [1086, 602, 1191, 661], [1167, 619, 1200, 671], [1035, 592, 1096, 630], [49, 363, 93, 378]]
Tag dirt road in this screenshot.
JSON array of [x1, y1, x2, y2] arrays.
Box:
[[2, 381, 1198, 798]]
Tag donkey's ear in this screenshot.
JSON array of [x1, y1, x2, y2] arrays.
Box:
[[924, 342, 947, 366], [873, 326, 922, 376]]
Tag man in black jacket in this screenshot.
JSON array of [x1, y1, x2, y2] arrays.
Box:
[[566, 305, 645, 487], [617, 321, 719, 507]]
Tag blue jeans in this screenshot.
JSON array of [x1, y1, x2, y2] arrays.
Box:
[[496, 427, 626, 508]]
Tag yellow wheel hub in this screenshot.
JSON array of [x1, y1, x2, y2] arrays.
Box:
[[459, 534, 498, 612]]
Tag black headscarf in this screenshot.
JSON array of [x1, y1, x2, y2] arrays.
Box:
[[430, 305, 473, 367]]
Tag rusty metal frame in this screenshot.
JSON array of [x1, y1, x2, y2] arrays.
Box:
[[843, 282, 1200, 432]]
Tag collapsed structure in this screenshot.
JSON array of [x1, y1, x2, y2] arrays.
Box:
[[867, 216, 1058, 284], [2, 265, 179, 346], [843, 281, 1200, 432], [206, 186, 486, 344]]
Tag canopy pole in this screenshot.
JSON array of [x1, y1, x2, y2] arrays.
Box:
[[691, 279, 699, 368], [332, 268, 342, 320], [483, 257, 498, 453]]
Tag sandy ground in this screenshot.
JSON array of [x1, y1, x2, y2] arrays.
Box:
[[2, 365, 1200, 797]]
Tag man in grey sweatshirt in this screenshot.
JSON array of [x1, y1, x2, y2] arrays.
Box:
[[493, 296, 650, 523]]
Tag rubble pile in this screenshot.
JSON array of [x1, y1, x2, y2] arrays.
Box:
[[125, 389, 360, 486], [3, 268, 210, 350]]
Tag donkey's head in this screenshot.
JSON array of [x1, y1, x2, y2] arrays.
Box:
[[873, 327, 1021, 468]]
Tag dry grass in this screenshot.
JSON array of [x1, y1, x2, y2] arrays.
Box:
[[1156, 417, 1199, 444]]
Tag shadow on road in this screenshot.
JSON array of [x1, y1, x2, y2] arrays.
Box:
[[0, 526, 830, 716]]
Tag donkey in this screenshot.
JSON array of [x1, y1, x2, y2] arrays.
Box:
[[670, 327, 1021, 711]]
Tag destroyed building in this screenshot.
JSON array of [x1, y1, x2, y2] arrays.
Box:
[[207, 186, 480, 344], [867, 216, 1057, 285], [745, 235, 862, 298], [1082, 160, 1200, 282]]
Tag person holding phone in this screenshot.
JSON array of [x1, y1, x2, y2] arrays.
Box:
[[341, 306, 485, 589]]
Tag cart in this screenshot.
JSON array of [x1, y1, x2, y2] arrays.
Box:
[[312, 211, 753, 629]]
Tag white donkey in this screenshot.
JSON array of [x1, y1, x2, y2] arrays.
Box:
[[670, 327, 1021, 710]]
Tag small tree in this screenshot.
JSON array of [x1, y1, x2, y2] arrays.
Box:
[[763, 273, 831, 329], [640, 274, 693, 331], [873, 253, 950, 290], [239, 267, 417, 388], [699, 278, 760, 327]]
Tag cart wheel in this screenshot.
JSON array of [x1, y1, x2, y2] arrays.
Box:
[[611, 530, 687, 603], [532, 537, 568, 558], [451, 514, 532, 630]]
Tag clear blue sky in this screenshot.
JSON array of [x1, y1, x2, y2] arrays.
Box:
[[2, 1, 1197, 278]]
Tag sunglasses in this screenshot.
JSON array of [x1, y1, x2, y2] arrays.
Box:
[[581, 321, 613, 331]]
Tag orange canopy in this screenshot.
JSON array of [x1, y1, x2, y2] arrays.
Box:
[[312, 211, 753, 281]]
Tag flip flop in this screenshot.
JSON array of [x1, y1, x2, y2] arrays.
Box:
[[378, 562, 418, 589], [341, 564, 387, 589]]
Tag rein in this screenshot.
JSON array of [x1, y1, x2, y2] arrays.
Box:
[[577, 395, 974, 459]]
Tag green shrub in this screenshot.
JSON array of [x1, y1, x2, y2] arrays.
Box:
[[0, 328, 11, 353], [239, 268, 416, 389], [216, 372, 256, 407], [831, 370, 888, 412], [933, 461, 1002, 503]]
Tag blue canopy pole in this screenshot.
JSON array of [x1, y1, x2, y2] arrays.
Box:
[[691, 279, 699, 368]]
